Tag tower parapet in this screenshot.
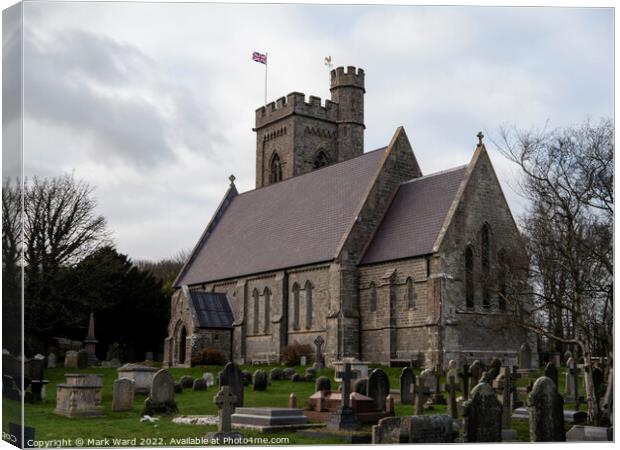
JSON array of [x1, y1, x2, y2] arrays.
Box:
[[255, 92, 338, 129], [254, 66, 366, 188]]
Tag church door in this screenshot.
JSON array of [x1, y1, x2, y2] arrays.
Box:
[[179, 327, 187, 365]]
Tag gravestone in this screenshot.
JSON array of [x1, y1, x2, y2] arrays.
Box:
[[283, 368, 296, 380], [47, 353, 57, 369], [174, 381, 182, 394], [487, 358, 502, 381], [289, 393, 297, 408], [592, 366, 604, 400], [64, 350, 79, 368], [291, 373, 302, 382], [459, 363, 472, 401], [566, 425, 612, 442], [180, 375, 195, 389], [231, 407, 310, 432], [253, 370, 268, 391], [372, 417, 405, 444], [241, 370, 252, 387], [469, 360, 483, 390], [431, 365, 446, 404], [446, 360, 458, 381], [563, 350, 573, 366], [408, 415, 458, 443], [447, 375, 458, 419], [510, 366, 523, 408], [112, 378, 135, 412], [203, 372, 215, 387], [414, 378, 430, 416], [193, 378, 207, 391], [354, 377, 368, 396], [77, 349, 89, 368], [313, 335, 325, 369], [463, 383, 502, 442], [528, 376, 566, 442], [544, 362, 558, 389], [270, 368, 284, 381], [300, 356, 307, 366], [564, 358, 577, 400], [399, 367, 415, 405], [219, 362, 244, 408], [327, 363, 360, 431], [305, 368, 316, 381], [368, 368, 390, 412], [518, 342, 532, 369], [315, 376, 331, 393], [418, 368, 436, 393], [143, 369, 177, 416]]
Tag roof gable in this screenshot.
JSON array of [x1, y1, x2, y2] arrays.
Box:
[[176, 148, 387, 285], [360, 165, 468, 265]]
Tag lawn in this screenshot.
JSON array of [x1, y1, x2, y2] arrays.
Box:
[[2, 364, 579, 446]]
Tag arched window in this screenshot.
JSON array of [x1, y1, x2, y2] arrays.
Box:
[[481, 224, 491, 308], [305, 281, 313, 329], [465, 246, 474, 308], [313, 150, 330, 169], [252, 289, 259, 334], [270, 153, 282, 184], [370, 282, 377, 312], [292, 283, 300, 330], [263, 287, 271, 333], [406, 277, 416, 309], [498, 248, 508, 311]]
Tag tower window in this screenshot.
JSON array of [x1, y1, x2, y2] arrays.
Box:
[[465, 246, 474, 308], [313, 150, 330, 169], [270, 153, 282, 183]]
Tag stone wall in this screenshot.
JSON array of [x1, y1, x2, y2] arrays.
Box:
[[437, 146, 537, 367]]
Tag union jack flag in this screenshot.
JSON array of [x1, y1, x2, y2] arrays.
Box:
[[252, 51, 267, 64]]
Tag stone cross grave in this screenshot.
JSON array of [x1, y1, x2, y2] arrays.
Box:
[[215, 385, 237, 433], [510, 366, 522, 408], [565, 358, 579, 404], [313, 335, 325, 369], [400, 367, 415, 405], [327, 362, 360, 431], [414, 377, 431, 416], [463, 382, 502, 442], [459, 363, 472, 401], [447, 375, 458, 419], [219, 362, 244, 408], [492, 367, 517, 440], [432, 364, 446, 404], [528, 376, 566, 442]]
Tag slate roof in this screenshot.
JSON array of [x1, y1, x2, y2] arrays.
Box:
[[187, 290, 234, 329], [177, 148, 387, 285], [361, 165, 468, 265]]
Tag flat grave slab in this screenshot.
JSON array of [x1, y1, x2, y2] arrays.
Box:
[[231, 407, 322, 433], [566, 425, 612, 442], [512, 407, 585, 423]]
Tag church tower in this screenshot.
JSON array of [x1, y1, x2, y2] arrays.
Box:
[[254, 66, 365, 188]]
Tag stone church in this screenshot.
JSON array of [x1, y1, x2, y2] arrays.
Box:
[[163, 66, 536, 368]]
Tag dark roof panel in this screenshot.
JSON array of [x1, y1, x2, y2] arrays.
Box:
[[189, 291, 234, 329], [178, 148, 387, 285], [361, 165, 467, 265]]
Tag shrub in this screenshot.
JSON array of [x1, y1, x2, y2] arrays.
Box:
[[280, 341, 313, 366], [191, 347, 226, 366]]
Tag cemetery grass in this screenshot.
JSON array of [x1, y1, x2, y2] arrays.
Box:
[[8, 365, 583, 446]]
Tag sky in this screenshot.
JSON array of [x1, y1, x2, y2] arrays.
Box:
[[3, 2, 614, 261]]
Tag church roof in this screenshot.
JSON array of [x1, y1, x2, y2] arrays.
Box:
[[361, 165, 468, 265], [177, 147, 387, 285], [187, 290, 234, 329]]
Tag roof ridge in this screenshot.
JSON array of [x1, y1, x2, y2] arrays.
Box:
[[401, 164, 468, 185], [234, 146, 388, 198]]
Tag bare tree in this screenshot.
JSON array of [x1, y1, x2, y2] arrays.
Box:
[[493, 118, 613, 424]]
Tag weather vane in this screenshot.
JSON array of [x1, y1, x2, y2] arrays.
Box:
[[324, 56, 333, 70]]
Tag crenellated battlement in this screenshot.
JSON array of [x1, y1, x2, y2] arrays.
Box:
[[255, 91, 339, 129], [330, 66, 365, 92]]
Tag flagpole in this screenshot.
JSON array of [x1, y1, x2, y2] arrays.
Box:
[[264, 52, 268, 106]]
